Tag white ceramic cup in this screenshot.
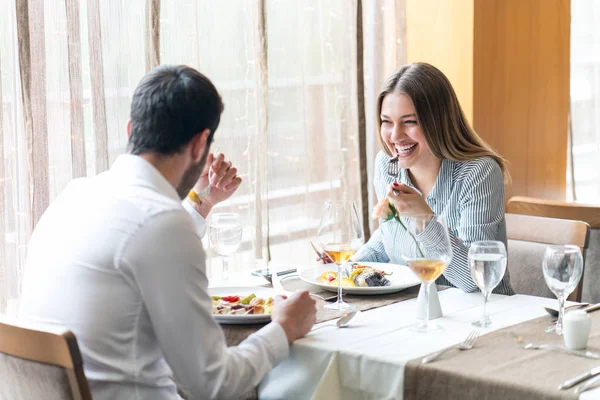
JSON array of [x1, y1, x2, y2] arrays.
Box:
[[563, 310, 591, 350]]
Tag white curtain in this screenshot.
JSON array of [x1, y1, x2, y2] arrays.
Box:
[[571, 0, 600, 203], [0, 0, 406, 313]]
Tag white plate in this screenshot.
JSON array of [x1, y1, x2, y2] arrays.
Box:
[[209, 286, 277, 325], [299, 262, 420, 295]]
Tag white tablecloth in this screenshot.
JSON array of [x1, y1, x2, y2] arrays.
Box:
[[259, 288, 600, 400]]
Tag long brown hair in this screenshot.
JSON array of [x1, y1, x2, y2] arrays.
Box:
[[377, 63, 509, 179]]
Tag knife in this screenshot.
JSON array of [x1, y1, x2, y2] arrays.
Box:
[[309, 241, 327, 262], [575, 375, 600, 395], [559, 366, 600, 390], [583, 303, 600, 313]]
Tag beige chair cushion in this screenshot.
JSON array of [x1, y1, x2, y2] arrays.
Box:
[[0, 352, 72, 400], [507, 239, 555, 299], [582, 228, 600, 303]]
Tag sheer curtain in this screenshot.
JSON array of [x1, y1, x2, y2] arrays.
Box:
[[571, 0, 600, 203], [0, 0, 407, 312]]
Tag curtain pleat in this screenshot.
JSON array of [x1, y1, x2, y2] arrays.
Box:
[[356, 0, 371, 241], [394, 0, 407, 66], [16, 0, 49, 228], [65, 0, 87, 179], [145, 0, 161, 72], [86, 0, 109, 173], [0, 41, 6, 311], [252, 0, 269, 260]]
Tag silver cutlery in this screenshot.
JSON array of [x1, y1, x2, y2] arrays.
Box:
[[421, 330, 480, 364], [271, 272, 337, 302], [310, 241, 329, 263], [559, 366, 600, 390], [544, 303, 590, 318], [311, 310, 358, 331], [512, 333, 600, 360], [575, 374, 600, 395]]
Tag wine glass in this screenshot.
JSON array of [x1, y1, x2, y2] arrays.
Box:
[[316, 200, 364, 311], [400, 214, 452, 332], [468, 241, 507, 328], [208, 213, 243, 281], [542, 245, 583, 335]]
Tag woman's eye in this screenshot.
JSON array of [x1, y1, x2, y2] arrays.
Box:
[[381, 120, 391, 125], [404, 120, 417, 125]]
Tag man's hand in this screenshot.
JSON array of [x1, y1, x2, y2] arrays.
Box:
[[271, 290, 317, 344], [193, 152, 242, 209]]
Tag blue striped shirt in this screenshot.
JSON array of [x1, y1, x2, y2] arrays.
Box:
[[355, 151, 514, 295]]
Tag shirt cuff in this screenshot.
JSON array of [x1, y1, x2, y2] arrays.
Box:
[[252, 322, 290, 366], [182, 200, 207, 238]]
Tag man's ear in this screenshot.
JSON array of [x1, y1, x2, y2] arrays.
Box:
[[126, 120, 132, 139], [190, 129, 211, 162]]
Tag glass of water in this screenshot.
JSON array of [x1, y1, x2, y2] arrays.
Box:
[[469, 241, 507, 328], [543, 245, 583, 335], [208, 213, 243, 281]]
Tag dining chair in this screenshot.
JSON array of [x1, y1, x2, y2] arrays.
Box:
[[505, 213, 590, 302], [507, 196, 600, 302], [0, 319, 92, 400]]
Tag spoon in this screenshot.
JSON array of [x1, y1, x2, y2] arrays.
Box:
[[544, 303, 589, 318], [311, 310, 358, 331]]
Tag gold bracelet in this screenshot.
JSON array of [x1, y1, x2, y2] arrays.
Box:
[[187, 189, 202, 206]]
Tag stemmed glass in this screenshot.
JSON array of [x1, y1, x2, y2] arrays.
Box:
[[468, 241, 507, 328], [316, 200, 364, 311], [400, 214, 452, 332], [208, 213, 243, 281], [542, 245, 583, 335]]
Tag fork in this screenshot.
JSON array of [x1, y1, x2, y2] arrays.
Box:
[[511, 333, 600, 360], [387, 155, 399, 184], [421, 330, 480, 363]]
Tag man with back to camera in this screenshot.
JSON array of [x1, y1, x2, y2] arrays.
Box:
[[19, 65, 317, 399]]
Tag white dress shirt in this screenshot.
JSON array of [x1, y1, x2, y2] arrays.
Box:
[[19, 154, 289, 400]]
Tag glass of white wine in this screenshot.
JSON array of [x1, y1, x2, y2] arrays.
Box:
[[400, 214, 452, 332], [468, 241, 507, 328], [208, 213, 243, 281], [316, 201, 364, 311]]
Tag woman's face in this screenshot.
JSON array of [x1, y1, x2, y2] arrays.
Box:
[[380, 92, 435, 171]]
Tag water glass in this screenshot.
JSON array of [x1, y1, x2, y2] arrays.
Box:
[[208, 213, 243, 280], [468, 241, 507, 328], [542, 245, 583, 335]]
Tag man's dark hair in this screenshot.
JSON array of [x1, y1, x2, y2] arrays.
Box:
[[128, 65, 224, 155]]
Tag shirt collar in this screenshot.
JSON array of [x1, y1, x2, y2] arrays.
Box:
[[110, 154, 181, 201]]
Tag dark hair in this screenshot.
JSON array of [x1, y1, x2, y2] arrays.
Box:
[[128, 65, 224, 155]]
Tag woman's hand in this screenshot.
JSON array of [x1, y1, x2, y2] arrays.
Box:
[[386, 182, 433, 216]]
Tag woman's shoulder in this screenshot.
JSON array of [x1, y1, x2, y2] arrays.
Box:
[[451, 156, 502, 181]]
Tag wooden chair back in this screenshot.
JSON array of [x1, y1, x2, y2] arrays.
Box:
[[0, 319, 92, 400], [505, 213, 590, 302]]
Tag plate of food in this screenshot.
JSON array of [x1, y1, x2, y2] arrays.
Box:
[[299, 262, 420, 295], [209, 287, 277, 324]]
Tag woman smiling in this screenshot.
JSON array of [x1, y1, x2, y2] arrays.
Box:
[[354, 62, 514, 295]]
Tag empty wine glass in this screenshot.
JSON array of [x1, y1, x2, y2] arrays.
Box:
[[316, 201, 364, 311], [400, 214, 452, 332], [469, 241, 507, 328], [543, 245, 583, 335], [208, 213, 243, 281]]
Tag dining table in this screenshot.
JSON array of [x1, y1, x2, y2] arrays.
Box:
[[215, 269, 600, 400]]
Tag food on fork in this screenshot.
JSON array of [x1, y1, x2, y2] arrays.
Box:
[[316, 264, 391, 287], [211, 293, 273, 316]]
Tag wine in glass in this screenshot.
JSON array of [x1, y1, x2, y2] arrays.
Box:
[[208, 213, 243, 281], [469, 241, 507, 328], [542, 245, 583, 335], [316, 201, 364, 311], [400, 214, 452, 332]]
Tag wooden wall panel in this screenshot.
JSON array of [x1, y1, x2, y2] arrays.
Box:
[[473, 0, 570, 201], [405, 0, 474, 121]]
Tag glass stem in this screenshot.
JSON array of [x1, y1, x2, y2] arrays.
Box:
[[222, 256, 230, 281], [424, 282, 431, 329], [337, 263, 343, 304], [557, 296, 566, 335], [482, 292, 490, 325]]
